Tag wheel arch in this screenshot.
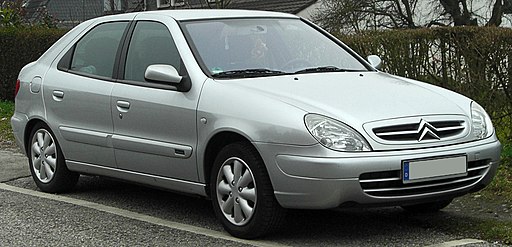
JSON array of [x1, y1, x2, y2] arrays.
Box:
[[202, 131, 254, 197], [23, 118, 51, 154]]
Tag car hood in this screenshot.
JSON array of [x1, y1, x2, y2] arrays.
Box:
[[226, 72, 471, 126]]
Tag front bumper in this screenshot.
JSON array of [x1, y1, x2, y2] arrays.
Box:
[[255, 138, 501, 209]]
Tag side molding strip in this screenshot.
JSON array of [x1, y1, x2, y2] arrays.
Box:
[[112, 135, 193, 158], [66, 160, 206, 196], [59, 126, 111, 147]]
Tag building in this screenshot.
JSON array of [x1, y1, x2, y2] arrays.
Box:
[[21, 0, 322, 28]]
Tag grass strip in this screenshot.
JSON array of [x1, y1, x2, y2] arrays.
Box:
[[0, 100, 15, 143]]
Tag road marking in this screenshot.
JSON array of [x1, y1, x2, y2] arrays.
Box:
[[425, 238, 486, 247], [0, 183, 288, 247]]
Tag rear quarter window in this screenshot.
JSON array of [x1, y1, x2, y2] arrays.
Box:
[[65, 22, 128, 78]]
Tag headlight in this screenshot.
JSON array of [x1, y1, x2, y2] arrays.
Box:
[[305, 114, 371, 152], [471, 102, 494, 139]]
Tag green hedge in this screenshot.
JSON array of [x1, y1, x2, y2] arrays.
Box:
[[0, 26, 511, 142], [340, 27, 512, 142], [0, 27, 67, 100]]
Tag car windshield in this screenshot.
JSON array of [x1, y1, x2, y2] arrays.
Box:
[[183, 18, 369, 78]]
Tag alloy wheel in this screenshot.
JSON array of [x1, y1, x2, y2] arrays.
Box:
[[216, 157, 257, 226], [30, 129, 58, 183]]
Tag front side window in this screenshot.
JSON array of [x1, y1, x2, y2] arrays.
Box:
[[183, 18, 369, 78], [124, 21, 182, 82], [70, 22, 128, 78]]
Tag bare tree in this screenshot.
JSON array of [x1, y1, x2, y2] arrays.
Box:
[[438, 0, 505, 26], [438, 0, 476, 25], [315, 0, 424, 32], [315, 0, 508, 33], [487, 0, 505, 26]]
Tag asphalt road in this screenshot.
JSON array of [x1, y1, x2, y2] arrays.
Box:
[[0, 149, 505, 246]]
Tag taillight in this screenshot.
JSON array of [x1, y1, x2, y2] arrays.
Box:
[[15, 79, 20, 97]]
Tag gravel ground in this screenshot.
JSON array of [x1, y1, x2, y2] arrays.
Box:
[[0, 189, 250, 247], [448, 194, 512, 222]]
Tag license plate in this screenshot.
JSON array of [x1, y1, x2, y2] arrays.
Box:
[[402, 155, 467, 184]]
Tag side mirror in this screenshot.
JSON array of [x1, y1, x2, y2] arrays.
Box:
[[367, 55, 382, 70], [145, 64, 182, 84]]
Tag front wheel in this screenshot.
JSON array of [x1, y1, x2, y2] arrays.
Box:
[[28, 123, 79, 193], [210, 142, 285, 239]]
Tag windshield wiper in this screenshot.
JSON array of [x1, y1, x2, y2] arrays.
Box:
[[212, 69, 286, 78], [293, 66, 364, 74]]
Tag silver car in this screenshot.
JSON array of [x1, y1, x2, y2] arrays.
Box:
[[11, 10, 501, 239]]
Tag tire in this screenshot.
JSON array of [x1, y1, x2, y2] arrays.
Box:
[[28, 122, 79, 193], [401, 199, 453, 213], [210, 142, 285, 239]]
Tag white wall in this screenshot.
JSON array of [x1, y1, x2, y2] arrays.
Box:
[[296, 0, 324, 20]]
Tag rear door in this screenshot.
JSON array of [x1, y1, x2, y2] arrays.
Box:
[[110, 16, 199, 181], [44, 21, 129, 167]]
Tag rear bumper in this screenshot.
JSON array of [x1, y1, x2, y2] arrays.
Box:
[[10, 112, 28, 155], [255, 138, 501, 209]]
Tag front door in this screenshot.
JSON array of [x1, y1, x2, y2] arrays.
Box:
[[111, 20, 198, 181]]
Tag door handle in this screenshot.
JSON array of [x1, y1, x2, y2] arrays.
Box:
[[116, 100, 131, 113], [116, 100, 130, 109], [52, 90, 64, 100]]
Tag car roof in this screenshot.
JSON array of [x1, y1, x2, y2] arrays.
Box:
[[135, 9, 298, 21]]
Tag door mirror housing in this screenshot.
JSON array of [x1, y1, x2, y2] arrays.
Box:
[[367, 55, 382, 70], [144, 64, 191, 92], [145, 64, 182, 84]]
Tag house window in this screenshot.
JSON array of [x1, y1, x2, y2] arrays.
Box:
[[104, 0, 124, 12]]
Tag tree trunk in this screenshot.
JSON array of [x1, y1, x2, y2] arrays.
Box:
[[487, 0, 503, 26], [439, 0, 476, 26]]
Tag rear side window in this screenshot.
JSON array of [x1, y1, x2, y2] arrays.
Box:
[[69, 22, 128, 78], [124, 21, 181, 82]]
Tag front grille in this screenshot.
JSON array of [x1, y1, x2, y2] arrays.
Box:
[[359, 160, 490, 197], [373, 120, 465, 142]]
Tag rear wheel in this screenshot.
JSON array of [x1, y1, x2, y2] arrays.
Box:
[[28, 123, 79, 193], [210, 142, 285, 239], [401, 199, 453, 213]]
